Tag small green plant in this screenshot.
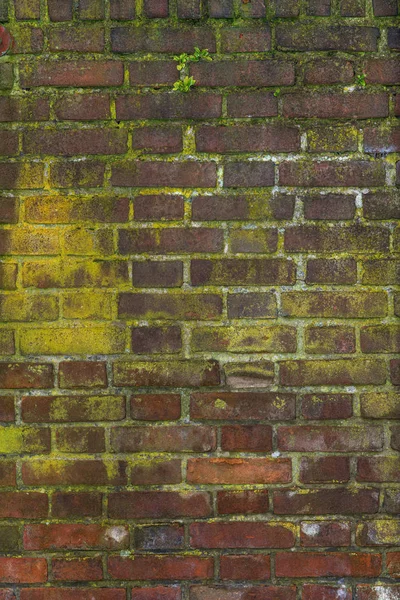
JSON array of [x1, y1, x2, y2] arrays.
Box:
[[173, 47, 212, 92], [273, 88, 281, 97], [173, 76, 197, 92], [355, 73, 366, 87]]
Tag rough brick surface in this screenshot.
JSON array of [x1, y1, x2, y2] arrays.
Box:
[[0, 0, 398, 594]]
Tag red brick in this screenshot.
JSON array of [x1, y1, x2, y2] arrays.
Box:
[[280, 162, 386, 187], [390, 359, 400, 385], [221, 28, 270, 52], [273, 488, 379, 515], [131, 588, 180, 600], [281, 292, 387, 317], [131, 326, 182, 354], [130, 394, 181, 420], [112, 161, 217, 188], [21, 395, 124, 422], [23, 129, 126, 157], [278, 426, 382, 452], [56, 426, 105, 453], [111, 27, 215, 53], [356, 586, 400, 600], [357, 457, 400, 482], [22, 459, 127, 486], [0, 363, 53, 389], [227, 92, 278, 117], [387, 553, 400, 578], [300, 522, 351, 547], [191, 392, 295, 420], [221, 425, 272, 452], [58, 361, 107, 388], [50, 161, 105, 188], [0, 558, 47, 583], [276, 24, 378, 51], [373, 0, 398, 14], [135, 524, 184, 550], [20, 61, 124, 88], [227, 292, 277, 318], [356, 521, 400, 546], [108, 556, 214, 580], [217, 490, 269, 515], [54, 93, 110, 120], [365, 59, 400, 84], [220, 555, 270, 580], [303, 194, 356, 220], [306, 258, 357, 285], [276, 552, 381, 578], [144, 0, 169, 17], [189, 587, 296, 600], [116, 93, 222, 119], [304, 59, 353, 84], [191, 259, 295, 286], [361, 325, 400, 353], [191, 60, 294, 87], [51, 492, 102, 518], [24, 524, 128, 550], [48, 0, 73, 20], [111, 0, 136, 18], [119, 228, 222, 253], [110, 425, 216, 452], [197, 125, 299, 153], [113, 359, 220, 387], [119, 293, 222, 320], [284, 92, 387, 119], [0, 462, 16, 486], [177, 0, 201, 18], [132, 261, 183, 288], [131, 459, 182, 485], [187, 458, 291, 484], [0, 396, 14, 421], [209, 0, 234, 16], [305, 326, 355, 354], [109, 491, 211, 518], [0, 492, 48, 518], [134, 195, 184, 221], [302, 585, 352, 600], [51, 557, 103, 581], [131, 127, 182, 154], [49, 25, 105, 52], [21, 591, 125, 600], [190, 521, 295, 548], [301, 393, 353, 420], [0, 592, 15, 600], [280, 359, 386, 386], [300, 457, 350, 483]]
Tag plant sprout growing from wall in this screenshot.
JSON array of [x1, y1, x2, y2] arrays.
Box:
[[173, 47, 212, 92]]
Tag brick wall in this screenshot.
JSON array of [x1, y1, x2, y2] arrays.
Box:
[[0, 0, 399, 598]]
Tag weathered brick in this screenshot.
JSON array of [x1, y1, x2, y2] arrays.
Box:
[[284, 93, 387, 119], [52, 558, 103, 582], [276, 552, 381, 577], [111, 27, 215, 52], [278, 425, 382, 452], [20, 591, 125, 600], [276, 25, 379, 51], [110, 0, 136, 18], [304, 59, 353, 84], [301, 393, 353, 420], [304, 326, 356, 354], [108, 556, 213, 580], [300, 522, 351, 547], [280, 359, 386, 386], [22, 459, 127, 486], [306, 259, 357, 285], [365, 59, 400, 84], [191, 392, 295, 420], [189, 587, 296, 600], [51, 492, 102, 518], [187, 458, 292, 484], [274, 489, 378, 515], [191, 60, 294, 87], [109, 491, 211, 518], [116, 94, 222, 119], [113, 360, 220, 387], [110, 425, 216, 452], [20, 61, 124, 87], [190, 521, 294, 549], [281, 292, 387, 318], [112, 161, 217, 188], [24, 523, 128, 550], [191, 259, 295, 286], [0, 558, 47, 583], [197, 125, 300, 153], [280, 162, 386, 187], [300, 457, 350, 483], [119, 293, 222, 320], [357, 457, 400, 482]]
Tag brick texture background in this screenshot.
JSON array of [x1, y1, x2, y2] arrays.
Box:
[[0, 0, 399, 598]]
